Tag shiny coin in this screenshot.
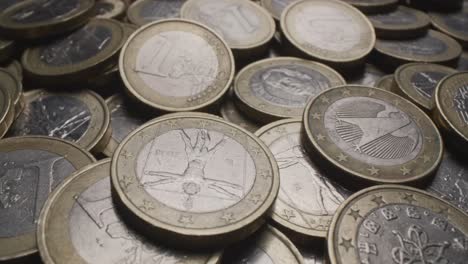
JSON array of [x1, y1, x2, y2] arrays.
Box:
[[340, 0, 398, 13], [0, 39, 14, 63], [8, 89, 111, 153], [93, 0, 126, 19], [111, 112, 279, 248], [303, 85, 443, 185], [256, 119, 350, 240], [261, 0, 297, 21], [0, 81, 13, 139], [347, 63, 385, 87], [394, 63, 457, 112], [458, 51, 468, 71], [281, 0, 375, 68], [22, 18, 125, 86], [328, 185, 468, 264], [0, 136, 95, 262], [374, 30, 462, 70], [367, 6, 430, 39], [430, 6, 468, 48], [234, 57, 346, 123], [0, 68, 23, 119], [102, 94, 150, 157], [0, 0, 95, 39], [37, 159, 220, 264], [3, 60, 23, 81], [375, 74, 394, 91], [222, 225, 304, 264], [220, 90, 260, 133], [127, 0, 186, 26], [119, 19, 234, 112]]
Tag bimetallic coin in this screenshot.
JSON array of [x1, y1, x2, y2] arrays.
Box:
[[234, 57, 346, 123], [430, 6, 468, 48], [0, 39, 14, 63], [281, 0, 375, 68], [0, 0, 95, 39], [0, 136, 95, 262], [37, 160, 220, 264], [0, 68, 24, 119], [394, 63, 457, 112], [260, 0, 297, 21], [93, 0, 126, 19], [8, 89, 111, 153], [127, 0, 186, 26], [458, 51, 468, 71], [222, 225, 304, 264], [220, 91, 260, 133], [3, 60, 23, 81], [256, 119, 350, 240], [303, 85, 443, 185], [111, 113, 279, 248], [367, 6, 430, 39], [102, 94, 149, 157], [22, 19, 126, 86], [0, 82, 13, 139], [328, 185, 468, 264], [340, 0, 398, 13], [347, 63, 385, 87], [119, 19, 235, 112], [374, 30, 462, 71], [375, 75, 394, 91]]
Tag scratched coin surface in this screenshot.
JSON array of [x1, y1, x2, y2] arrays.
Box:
[[328, 185, 468, 264], [0, 81, 12, 139], [111, 112, 279, 248], [0, 0, 95, 39], [394, 63, 457, 112], [220, 90, 260, 133], [430, 6, 468, 48], [127, 0, 186, 26], [0, 136, 95, 262], [256, 119, 350, 239], [260, 0, 297, 20], [37, 160, 221, 264], [303, 85, 443, 185], [348, 64, 385, 87], [375, 75, 394, 92], [22, 19, 125, 85], [340, 0, 398, 13], [0, 68, 23, 119], [234, 57, 346, 123], [119, 19, 234, 112], [8, 89, 110, 153], [222, 225, 304, 264], [281, 0, 375, 66], [93, 0, 126, 19]]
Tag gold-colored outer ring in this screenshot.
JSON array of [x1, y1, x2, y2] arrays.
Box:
[[429, 6, 468, 48]]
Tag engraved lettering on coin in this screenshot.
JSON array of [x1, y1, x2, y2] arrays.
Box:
[[410, 71, 447, 99], [250, 65, 331, 108], [40, 24, 113, 67], [357, 204, 468, 264], [136, 129, 255, 213], [9, 95, 91, 142], [109, 103, 146, 142], [453, 85, 468, 125], [379, 35, 447, 56], [369, 9, 417, 25], [10, 0, 80, 24], [135, 31, 218, 98], [0, 150, 74, 237], [442, 12, 468, 33], [139, 0, 185, 22], [323, 97, 422, 166]]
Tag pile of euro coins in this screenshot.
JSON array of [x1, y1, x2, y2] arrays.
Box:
[[1, 0, 468, 263]]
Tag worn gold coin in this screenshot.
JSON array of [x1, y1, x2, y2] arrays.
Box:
[[0, 136, 95, 263], [0, 39, 14, 63], [127, 0, 186, 26], [260, 0, 297, 21], [430, 6, 468, 48], [375, 74, 394, 91], [328, 185, 468, 264], [0, 81, 12, 139], [93, 0, 126, 19], [37, 159, 221, 264], [220, 90, 260, 133], [340, 0, 398, 13], [119, 19, 234, 112], [0, 68, 23, 119], [111, 112, 279, 248], [303, 85, 443, 185]]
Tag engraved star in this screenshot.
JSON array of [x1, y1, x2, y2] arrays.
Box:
[[337, 153, 348, 162], [312, 112, 322, 120], [400, 166, 411, 176], [348, 208, 362, 221], [342, 89, 351, 96], [139, 200, 155, 211], [368, 89, 376, 96], [339, 238, 354, 252], [367, 166, 380, 176], [120, 175, 133, 191], [178, 215, 193, 225], [199, 120, 209, 129], [402, 193, 416, 204], [371, 195, 386, 206], [321, 96, 330, 103], [250, 147, 261, 157], [276, 127, 287, 135], [259, 170, 271, 179], [438, 206, 449, 216], [229, 129, 238, 137], [282, 209, 296, 220], [221, 212, 235, 223], [167, 120, 178, 128], [249, 194, 262, 205], [316, 134, 326, 141], [422, 155, 431, 163], [120, 150, 133, 159], [425, 136, 434, 143], [258, 103, 266, 109], [393, 99, 401, 106]]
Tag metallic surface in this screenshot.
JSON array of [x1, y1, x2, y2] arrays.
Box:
[[220, 91, 260, 133], [347, 64, 385, 87], [430, 6, 468, 48], [375, 75, 394, 92], [127, 0, 186, 26], [94, 0, 126, 19]]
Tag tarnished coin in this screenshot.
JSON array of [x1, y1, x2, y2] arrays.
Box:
[[256, 119, 350, 241], [260, 0, 297, 20], [281, 0, 375, 68], [303, 85, 443, 185], [102, 94, 149, 157], [367, 6, 430, 39], [328, 185, 468, 264], [37, 159, 221, 264], [93, 0, 126, 19], [0, 0, 95, 39], [8, 89, 111, 153], [234, 57, 346, 123], [0, 0, 26, 11], [430, 6, 468, 48], [347, 63, 385, 87], [0, 39, 14, 63], [111, 112, 279, 248], [119, 19, 234, 112], [181, 0, 276, 57], [222, 225, 304, 264], [375, 75, 394, 91], [3, 60, 23, 81], [458, 51, 468, 71], [0, 136, 95, 263], [220, 90, 260, 133], [22, 19, 126, 86], [0, 82, 13, 139], [394, 63, 457, 112], [374, 30, 462, 70], [0, 68, 24, 119], [340, 0, 398, 13], [127, 0, 186, 26]]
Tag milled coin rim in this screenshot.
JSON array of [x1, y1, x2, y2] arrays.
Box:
[[429, 6, 468, 45], [368, 5, 430, 31]]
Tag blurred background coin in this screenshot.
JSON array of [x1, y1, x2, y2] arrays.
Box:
[[375, 74, 395, 91], [93, 0, 126, 19], [429, 5, 468, 48], [127, 0, 186, 26], [341, 0, 398, 13]]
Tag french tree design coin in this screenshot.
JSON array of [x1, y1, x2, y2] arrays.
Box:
[[37, 159, 221, 264], [234, 57, 346, 123], [256, 119, 350, 240], [394, 63, 457, 112], [375, 75, 394, 92], [220, 91, 260, 133], [119, 19, 235, 112], [430, 6, 468, 48], [303, 85, 443, 185], [260, 0, 298, 21], [347, 63, 385, 87], [93, 0, 126, 19], [0, 136, 95, 262], [0, 81, 13, 139], [111, 112, 279, 248], [280, 0, 375, 68], [8, 89, 111, 153], [127, 0, 186, 26], [340, 0, 398, 13], [328, 185, 468, 264], [0, 68, 23, 119]]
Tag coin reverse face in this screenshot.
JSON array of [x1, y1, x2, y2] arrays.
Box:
[[127, 0, 186, 26], [328, 185, 468, 264]]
